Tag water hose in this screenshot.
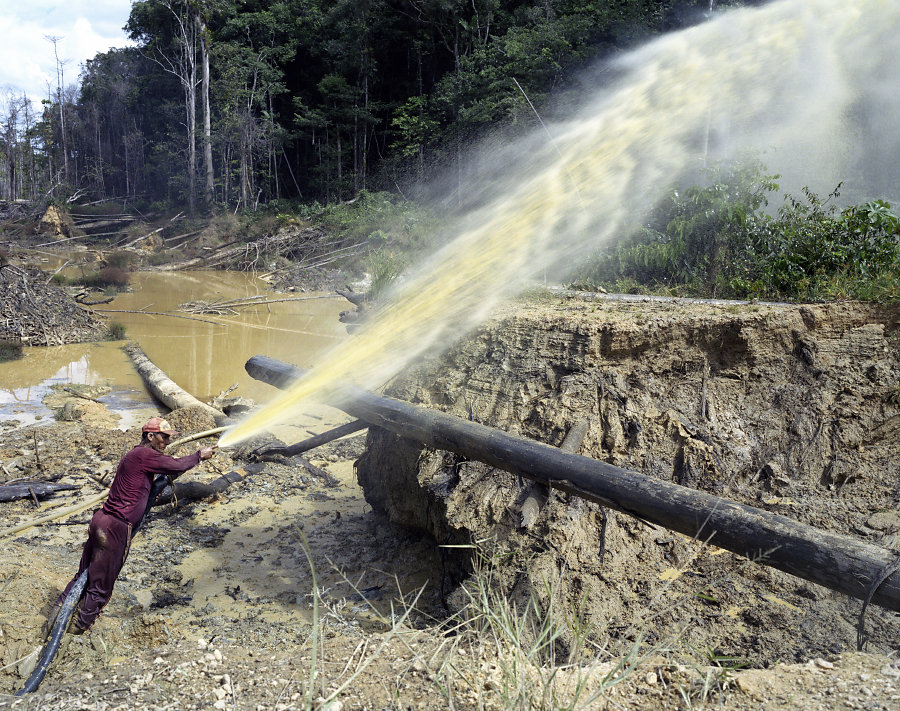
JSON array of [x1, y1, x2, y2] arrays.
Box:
[[14, 569, 87, 696], [15, 473, 171, 695]]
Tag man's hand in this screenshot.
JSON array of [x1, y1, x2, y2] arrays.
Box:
[[199, 446, 217, 461]]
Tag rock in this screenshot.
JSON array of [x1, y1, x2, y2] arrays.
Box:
[[866, 511, 900, 532]]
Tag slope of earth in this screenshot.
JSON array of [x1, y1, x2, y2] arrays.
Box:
[[357, 294, 900, 667]]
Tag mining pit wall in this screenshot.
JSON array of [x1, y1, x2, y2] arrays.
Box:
[[355, 295, 900, 665]]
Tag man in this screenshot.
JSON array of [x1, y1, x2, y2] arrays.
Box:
[[56, 417, 216, 633]]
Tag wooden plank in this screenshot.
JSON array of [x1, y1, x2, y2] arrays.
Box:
[[245, 355, 900, 612]]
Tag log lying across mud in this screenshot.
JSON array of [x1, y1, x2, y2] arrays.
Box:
[[245, 355, 900, 613], [125, 342, 229, 425]]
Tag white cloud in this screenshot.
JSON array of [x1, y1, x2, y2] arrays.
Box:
[[0, 2, 133, 105]]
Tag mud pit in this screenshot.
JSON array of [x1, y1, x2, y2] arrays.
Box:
[[1, 295, 899, 710]]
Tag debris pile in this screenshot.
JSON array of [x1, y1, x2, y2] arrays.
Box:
[[0, 267, 105, 346]]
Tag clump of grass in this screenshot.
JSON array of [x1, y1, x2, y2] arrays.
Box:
[[106, 322, 127, 341], [366, 249, 408, 301], [0, 338, 23, 362], [288, 536, 755, 710], [104, 250, 134, 270], [62, 266, 131, 290]]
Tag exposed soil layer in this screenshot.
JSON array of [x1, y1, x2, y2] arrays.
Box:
[[357, 295, 900, 666], [0, 268, 105, 346], [1, 296, 898, 710]]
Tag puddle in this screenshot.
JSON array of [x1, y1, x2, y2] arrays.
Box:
[[0, 271, 349, 429]]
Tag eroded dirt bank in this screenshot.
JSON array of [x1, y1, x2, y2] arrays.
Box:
[[0, 295, 898, 710], [357, 295, 900, 665]]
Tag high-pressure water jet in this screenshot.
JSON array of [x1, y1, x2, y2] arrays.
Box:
[[220, 0, 900, 447]]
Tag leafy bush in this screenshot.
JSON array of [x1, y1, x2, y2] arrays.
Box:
[[573, 160, 778, 295], [732, 191, 900, 300], [572, 161, 900, 302], [315, 190, 440, 250]]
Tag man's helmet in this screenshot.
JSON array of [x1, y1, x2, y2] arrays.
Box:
[[142, 417, 178, 436]]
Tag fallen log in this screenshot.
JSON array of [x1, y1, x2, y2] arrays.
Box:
[[0, 482, 79, 503], [245, 355, 900, 613], [153, 463, 265, 507], [124, 342, 229, 425]]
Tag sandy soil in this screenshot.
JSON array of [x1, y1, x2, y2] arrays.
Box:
[[0, 298, 898, 710]]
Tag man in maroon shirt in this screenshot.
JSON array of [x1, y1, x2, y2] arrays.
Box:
[[56, 417, 216, 632]]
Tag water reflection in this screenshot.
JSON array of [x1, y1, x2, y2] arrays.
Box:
[[0, 271, 348, 427]]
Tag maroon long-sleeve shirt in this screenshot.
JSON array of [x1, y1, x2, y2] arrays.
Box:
[[102, 445, 201, 526]]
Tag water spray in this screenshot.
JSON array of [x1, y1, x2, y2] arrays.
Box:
[[220, 0, 900, 447]]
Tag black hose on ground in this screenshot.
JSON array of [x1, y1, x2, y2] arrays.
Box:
[[15, 474, 171, 696], [14, 569, 87, 696]]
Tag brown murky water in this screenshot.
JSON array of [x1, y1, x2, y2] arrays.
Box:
[[0, 271, 348, 428]]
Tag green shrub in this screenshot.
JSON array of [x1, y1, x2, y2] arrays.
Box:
[[0, 339, 23, 362], [95, 267, 130, 288], [731, 189, 900, 301], [106, 322, 127, 340], [572, 160, 900, 303], [104, 250, 134, 270], [69, 266, 131, 290], [367, 249, 408, 300]]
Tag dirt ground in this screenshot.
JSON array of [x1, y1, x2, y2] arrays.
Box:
[[0, 295, 898, 710]]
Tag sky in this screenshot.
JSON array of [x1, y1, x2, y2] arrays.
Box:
[[0, 1, 134, 104]]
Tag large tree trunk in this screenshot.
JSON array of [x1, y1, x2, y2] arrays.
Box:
[[125, 342, 228, 424], [244, 355, 900, 613]]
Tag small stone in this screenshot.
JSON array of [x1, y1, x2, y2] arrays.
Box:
[[153, 657, 165, 665], [213, 649, 223, 662], [816, 658, 835, 670], [197, 638, 208, 649], [324, 702, 343, 711], [866, 512, 900, 532], [213, 687, 227, 700], [213, 700, 227, 710], [645, 671, 657, 685]]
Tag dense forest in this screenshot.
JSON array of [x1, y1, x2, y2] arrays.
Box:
[[0, 0, 757, 213]]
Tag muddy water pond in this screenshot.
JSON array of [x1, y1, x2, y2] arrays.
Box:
[[0, 271, 348, 430]]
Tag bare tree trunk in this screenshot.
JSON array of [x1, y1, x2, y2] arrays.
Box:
[[187, 64, 197, 216], [200, 17, 214, 209], [45, 36, 69, 184]]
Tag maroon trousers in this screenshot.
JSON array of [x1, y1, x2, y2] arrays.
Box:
[[58, 509, 132, 630]]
